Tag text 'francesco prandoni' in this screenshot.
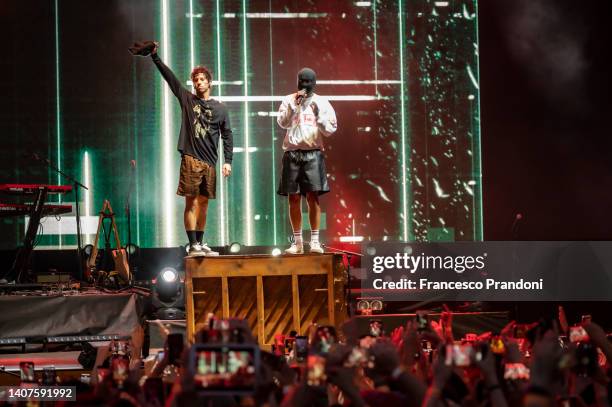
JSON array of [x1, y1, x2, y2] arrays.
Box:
[[369, 253, 544, 291]]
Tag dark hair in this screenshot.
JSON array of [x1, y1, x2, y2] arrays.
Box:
[[191, 66, 212, 83]]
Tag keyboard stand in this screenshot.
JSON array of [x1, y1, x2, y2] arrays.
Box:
[[10, 187, 49, 283]]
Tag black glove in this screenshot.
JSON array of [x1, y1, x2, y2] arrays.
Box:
[[128, 40, 157, 56]]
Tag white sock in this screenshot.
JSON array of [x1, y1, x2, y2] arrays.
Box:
[[293, 230, 303, 246], [311, 229, 320, 244]]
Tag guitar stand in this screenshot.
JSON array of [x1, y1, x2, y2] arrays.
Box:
[[88, 200, 131, 288]]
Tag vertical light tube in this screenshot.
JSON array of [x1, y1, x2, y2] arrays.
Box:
[[398, 0, 409, 241], [161, 0, 175, 246], [54, 0, 63, 247], [473, 0, 484, 240], [215, 0, 227, 246], [189, 0, 195, 70], [83, 151, 91, 244], [242, 0, 253, 245], [372, 0, 379, 95], [269, 0, 277, 245]]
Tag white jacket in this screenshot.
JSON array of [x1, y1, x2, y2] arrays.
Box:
[[277, 93, 337, 151]]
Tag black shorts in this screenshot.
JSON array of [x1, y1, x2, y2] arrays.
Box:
[[277, 149, 330, 196]]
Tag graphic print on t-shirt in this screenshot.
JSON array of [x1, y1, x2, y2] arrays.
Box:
[[192, 103, 213, 139]]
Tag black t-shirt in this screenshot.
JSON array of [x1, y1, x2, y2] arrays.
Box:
[[152, 54, 233, 165]]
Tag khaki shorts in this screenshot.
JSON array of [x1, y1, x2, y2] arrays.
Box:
[[177, 155, 216, 198]]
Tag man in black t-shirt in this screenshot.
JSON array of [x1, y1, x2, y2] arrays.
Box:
[[132, 41, 233, 256]]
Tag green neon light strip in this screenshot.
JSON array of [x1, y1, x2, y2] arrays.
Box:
[[215, 0, 227, 246], [82, 151, 90, 244], [131, 59, 141, 246], [473, 0, 484, 240], [398, 0, 409, 241], [54, 0, 62, 247], [189, 0, 195, 70], [269, 0, 277, 245], [242, 0, 253, 245], [161, 0, 175, 246]]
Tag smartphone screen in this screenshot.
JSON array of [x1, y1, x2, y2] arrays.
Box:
[[192, 344, 259, 395], [295, 336, 308, 362], [97, 367, 111, 384], [416, 312, 428, 331], [369, 320, 383, 337], [306, 355, 327, 386], [569, 326, 589, 343], [42, 367, 56, 385], [504, 363, 530, 380], [112, 357, 129, 384], [20, 362, 35, 383]]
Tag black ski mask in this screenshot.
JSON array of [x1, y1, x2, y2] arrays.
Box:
[[297, 68, 316, 95]]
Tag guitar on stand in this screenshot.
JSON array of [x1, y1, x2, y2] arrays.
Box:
[[86, 200, 131, 288]]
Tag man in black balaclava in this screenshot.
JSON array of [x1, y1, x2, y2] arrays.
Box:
[[276, 68, 338, 254]]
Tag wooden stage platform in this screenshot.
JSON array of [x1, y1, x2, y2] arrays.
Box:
[[185, 253, 347, 346]]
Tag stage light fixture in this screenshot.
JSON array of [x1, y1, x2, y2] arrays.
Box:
[[370, 300, 383, 311], [271, 248, 281, 257], [125, 243, 139, 256], [0, 337, 26, 346], [356, 300, 370, 313], [355, 297, 384, 315], [160, 267, 178, 283], [152, 267, 185, 320], [46, 334, 122, 343], [82, 244, 94, 257], [229, 242, 242, 253]]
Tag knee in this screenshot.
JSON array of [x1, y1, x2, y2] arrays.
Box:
[[197, 196, 209, 208], [185, 197, 197, 212], [306, 193, 319, 206]]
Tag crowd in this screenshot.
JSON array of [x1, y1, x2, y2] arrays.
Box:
[[5, 306, 612, 407]]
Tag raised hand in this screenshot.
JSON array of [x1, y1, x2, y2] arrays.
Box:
[[295, 89, 307, 106], [128, 40, 158, 57]]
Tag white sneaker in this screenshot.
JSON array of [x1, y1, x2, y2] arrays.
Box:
[[188, 243, 206, 257], [309, 241, 324, 254], [201, 243, 219, 256], [284, 243, 304, 255]]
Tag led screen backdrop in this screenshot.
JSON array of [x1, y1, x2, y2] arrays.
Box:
[[0, 0, 481, 249]]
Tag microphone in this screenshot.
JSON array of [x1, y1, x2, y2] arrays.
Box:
[[295, 90, 307, 106]]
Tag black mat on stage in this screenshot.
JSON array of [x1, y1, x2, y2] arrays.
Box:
[[0, 292, 147, 339]]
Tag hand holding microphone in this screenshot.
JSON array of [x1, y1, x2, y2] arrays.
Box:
[[295, 89, 307, 106]]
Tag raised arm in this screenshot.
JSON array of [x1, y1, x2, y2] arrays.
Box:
[[150, 46, 186, 100]]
